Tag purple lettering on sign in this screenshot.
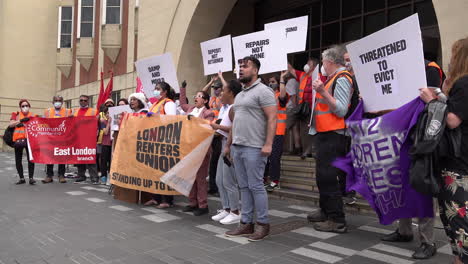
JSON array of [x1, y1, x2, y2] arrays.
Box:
[[368, 118, 379, 135], [374, 138, 392, 161], [362, 143, 374, 163]]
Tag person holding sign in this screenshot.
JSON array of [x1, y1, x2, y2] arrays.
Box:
[[419, 37, 468, 264], [307, 45, 353, 233], [179, 81, 215, 216], [287, 58, 319, 159], [224, 56, 277, 241], [145, 83, 177, 208], [42, 95, 71, 184]]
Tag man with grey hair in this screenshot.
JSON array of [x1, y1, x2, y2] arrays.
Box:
[[307, 45, 354, 233]]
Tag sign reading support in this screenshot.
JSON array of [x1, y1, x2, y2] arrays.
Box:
[[200, 35, 233, 75], [264, 16, 309, 54], [346, 14, 426, 112], [232, 30, 287, 76], [135, 53, 180, 101]]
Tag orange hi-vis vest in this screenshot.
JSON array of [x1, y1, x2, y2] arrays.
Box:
[[12, 112, 32, 142], [315, 70, 353, 133], [209, 96, 222, 119], [427, 61, 444, 87], [44, 107, 71, 118], [297, 71, 309, 104], [149, 98, 173, 115], [275, 91, 287, 136], [72, 107, 97, 117]]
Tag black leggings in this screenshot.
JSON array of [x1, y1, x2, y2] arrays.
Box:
[[100, 145, 112, 177], [15, 145, 34, 179]]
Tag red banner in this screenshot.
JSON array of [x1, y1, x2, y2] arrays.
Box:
[[26, 117, 97, 164]]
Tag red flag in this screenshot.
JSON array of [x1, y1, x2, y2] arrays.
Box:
[[97, 71, 113, 109], [136, 77, 143, 93]]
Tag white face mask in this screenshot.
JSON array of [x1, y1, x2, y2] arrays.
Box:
[[303, 64, 310, 73], [54, 102, 62, 109], [21, 106, 30, 113], [320, 65, 328, 77]]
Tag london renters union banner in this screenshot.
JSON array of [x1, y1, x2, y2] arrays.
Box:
[[110, 114, 214, 196], [26, 117, 98, 164]]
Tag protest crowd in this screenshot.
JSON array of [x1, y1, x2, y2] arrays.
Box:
[[4, 13, 468, 264]]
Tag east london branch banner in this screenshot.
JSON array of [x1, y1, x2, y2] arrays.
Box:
[[334, 99, 434, 225], [26, 117, 98, 164], [110, 114, 214, 196]]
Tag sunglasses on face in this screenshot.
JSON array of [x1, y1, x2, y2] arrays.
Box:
[[21, 105, 30, 108], [80, 99, 88, 102]]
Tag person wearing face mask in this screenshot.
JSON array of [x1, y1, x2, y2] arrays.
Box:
[[145, 83, 176, 208], [202, 77, 224, 195], [287, 57, 319, 159], [264, 72, 289, 192], [42, 96, 71, 184], [179, 81, 215, 216], [307, 45, 353, 233], [343, 52, 354, 76], [72, 95, 99, 184], [10, 99, 36, 185]]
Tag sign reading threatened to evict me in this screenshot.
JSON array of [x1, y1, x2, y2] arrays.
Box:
[[232, 30, 288, 76], [200, 35, 233, 75], [346, 14, 426, 112], [110, 114, 214, 196], [264, 15, 308, 54], [135, 53, 180, 102]]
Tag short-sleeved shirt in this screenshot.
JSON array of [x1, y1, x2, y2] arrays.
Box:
[[443, 75, 468, 173], [285, 78, 299, 109], [232, 78, 276, 148]]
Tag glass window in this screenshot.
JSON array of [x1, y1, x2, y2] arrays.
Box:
[[323, 0, 340, 22], [80, 0, 94, 37], [322, 22, 340, 46], [310, 27, 320, 49], [311, 2, 321, 26], [342, 18, 361, 42], [111, 91, 121, 104], [388, 5, 412, 25], [342, 0, 362, 18], [364, 12, 385, 35], [388, 0, 411, 7], [106, 0, 121, 24], [364, 0, 385, 12], [65, 100, 72, 109], [60, 7, 73, 48]]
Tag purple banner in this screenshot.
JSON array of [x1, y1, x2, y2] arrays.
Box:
[[334, 98, 434, 225]]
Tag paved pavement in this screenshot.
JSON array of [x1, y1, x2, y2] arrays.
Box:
[[0, 151, 453, 264]]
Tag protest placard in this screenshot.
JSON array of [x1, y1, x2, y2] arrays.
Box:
[[135, 53, 180, 102], [200, 35, 233, 76], [110, 114, 214, 196], [346, 14, 426, 112], [108, 105, 132, 131], [26, 117, 97, 164], [232, 30, 287, 76], [264, 16, 308, 54]]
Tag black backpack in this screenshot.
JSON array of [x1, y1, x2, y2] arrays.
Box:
[[331, 72, 360, 120], [3, 126, 15, 148]]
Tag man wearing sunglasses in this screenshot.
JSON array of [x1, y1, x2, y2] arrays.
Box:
[[72, 95, 99, 184]]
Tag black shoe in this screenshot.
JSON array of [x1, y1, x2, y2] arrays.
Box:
[[307, 210, 327, 223], [412, 243, 437, 259], [182, 205, 198, 212], [74, 177, 86, 183], [29, 179, 36, 185], [193, 207, 209, 216], [15, 179, 26, 185], [381, 230, 413, 242], [313, 220, 348, 233], [208, 189, 218, 195]]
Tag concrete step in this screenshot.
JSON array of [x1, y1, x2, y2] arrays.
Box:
[[281, 165, 314, 174], [281, 170, 315, 178], [268, 187, 375, 216]]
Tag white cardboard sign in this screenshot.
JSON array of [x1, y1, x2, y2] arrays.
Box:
[[135, 53, 180, 101], [264, 16, 308, 54], [108, 105, 132, 131], [232, 30, 288, 76], [200, 35, 233, 75], [346, 14, 426, 112]]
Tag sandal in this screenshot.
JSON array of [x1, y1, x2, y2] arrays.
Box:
[[156, 203, 173, 209]]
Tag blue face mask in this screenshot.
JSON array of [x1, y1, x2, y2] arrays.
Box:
[[153, 90, 161, 98]]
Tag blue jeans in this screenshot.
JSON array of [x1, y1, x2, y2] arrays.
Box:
[[231, 144, 269, 224], [216, 153, 239, 211]]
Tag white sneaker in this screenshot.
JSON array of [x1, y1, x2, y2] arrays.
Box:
[[220, 212, 241, 225], [211, 210, 230, 221]]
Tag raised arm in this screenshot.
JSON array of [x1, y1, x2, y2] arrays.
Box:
[[179, 81, 195, 112], [201, 75, 218, 93]]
